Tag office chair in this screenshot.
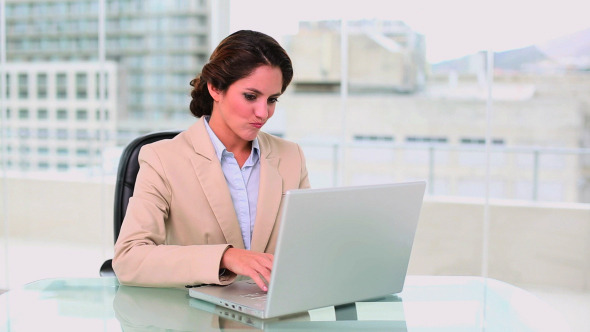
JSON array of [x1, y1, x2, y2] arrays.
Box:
[[100, 130, 181, 277]]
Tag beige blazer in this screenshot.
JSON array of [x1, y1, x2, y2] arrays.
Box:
[[113, 117, 310, 288]]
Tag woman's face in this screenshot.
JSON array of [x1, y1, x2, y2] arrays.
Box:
[[208, 65, 283, 149]]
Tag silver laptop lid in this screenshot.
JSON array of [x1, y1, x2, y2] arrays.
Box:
[[265, 181, 426, 318]]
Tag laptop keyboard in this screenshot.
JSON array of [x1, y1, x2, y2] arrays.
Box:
[[241, 291, 268, 300]]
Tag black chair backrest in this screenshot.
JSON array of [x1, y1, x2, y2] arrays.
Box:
[[113, 130, 181, 243]]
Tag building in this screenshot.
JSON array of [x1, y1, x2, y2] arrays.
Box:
[[287, 20, 426, 94], [1, 62, 118, 174], [3, 0, 212, 140]]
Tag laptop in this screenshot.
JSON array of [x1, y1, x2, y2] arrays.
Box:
[[189, 181, 426, 319]]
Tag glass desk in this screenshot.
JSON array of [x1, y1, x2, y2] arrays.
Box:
[[0, 276, 569, 331]]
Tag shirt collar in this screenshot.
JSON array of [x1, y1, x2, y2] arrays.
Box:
[[203, 116, 259, 161]]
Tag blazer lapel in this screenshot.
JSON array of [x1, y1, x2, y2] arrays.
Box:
[[251, 135, 283, 252], [188, 119, 245, 249]]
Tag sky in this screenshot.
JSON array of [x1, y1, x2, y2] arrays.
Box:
[[230, 0, 590, 63]]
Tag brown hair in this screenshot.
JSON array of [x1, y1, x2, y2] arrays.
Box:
[[189, 30, 293, 117]]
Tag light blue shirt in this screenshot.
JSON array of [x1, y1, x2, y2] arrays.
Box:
[[204, 117, 260, 250]]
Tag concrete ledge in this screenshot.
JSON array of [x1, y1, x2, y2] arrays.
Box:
[[409, 197, 590, 291], [1, 177, 115, 246], [2, 178, 589, 291]]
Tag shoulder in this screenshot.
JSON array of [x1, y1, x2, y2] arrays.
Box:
[[258, 131, 301, 152], [139, 119, 210, 161], [137, 130, 197, 172], [257, 131, 306, 163], [258, 131, 310, 188], [140, 130, 190, 156]]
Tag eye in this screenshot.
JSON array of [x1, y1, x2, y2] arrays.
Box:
[[268, 97, 279, 104], [243, 93, 256, 101]]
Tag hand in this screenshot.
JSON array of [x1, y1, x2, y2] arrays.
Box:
[[220, 248, 274, 291]]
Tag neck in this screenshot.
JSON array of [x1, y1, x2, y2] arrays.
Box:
[[207, 114, 252, 155], [226, 140, 252, 156]]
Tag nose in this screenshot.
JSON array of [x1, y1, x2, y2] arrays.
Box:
[[254, 102, 269, 120]]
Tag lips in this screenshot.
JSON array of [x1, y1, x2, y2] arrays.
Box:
[[251, 122, 264, 129]]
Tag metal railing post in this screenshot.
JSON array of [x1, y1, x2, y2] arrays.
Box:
[[332, 143, 339, 187], [533, 149, 540, 201], [428, 145, 435, 195]]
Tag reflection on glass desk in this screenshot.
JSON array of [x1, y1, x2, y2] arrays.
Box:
[[0, 276, 569, 331]]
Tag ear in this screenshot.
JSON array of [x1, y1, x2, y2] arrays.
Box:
[[207, 82, 222, 102]]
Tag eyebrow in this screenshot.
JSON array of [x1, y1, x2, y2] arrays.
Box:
[[246, 88, 282, 97]]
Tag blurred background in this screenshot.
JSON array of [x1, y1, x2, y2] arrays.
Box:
[[1, 0, 589, 329]]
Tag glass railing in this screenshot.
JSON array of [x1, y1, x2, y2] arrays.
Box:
[[5, 139, 589, 203], [300, 141, 590, 204]]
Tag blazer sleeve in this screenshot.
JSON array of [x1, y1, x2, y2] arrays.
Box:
[[112, 145, 236, 288]]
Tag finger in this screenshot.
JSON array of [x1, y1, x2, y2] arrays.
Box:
[[248, 260, 272, 291], [253, 265, 272, 290], [259, 272, 270, 288], [251, 273, 269, 292], [254, 255, 273, 285], [253, 254, 273, 271], [259, 270, 271, 289], [258, 255, 274, 270]]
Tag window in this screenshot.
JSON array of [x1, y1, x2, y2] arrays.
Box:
[[129, 73, 143, 86], [37, 73, 48, 99], [152, 93, 165, 106], [37, 128, 49, 139], [196, 15, 206, 27], [56, 109, 68, 120], [56, 147, 68, 156], [76, 148, 90, 156], [95, 72, 109, 98], [18, 109, 29, 119], [37, 161, 50, 169], [196, 54, 207, 64], [130, 92, 144, 105], [460, 137, 505, 145], [76, 109, 88, 121], [153, 74, 165, 86], [353, 135, 394, 142], [18, 145, 31, 154], [406, 136, 449, 144], [76, 129, 89, 140], [5, 73, 10, 98], [18, 73, 28, 99], [56, 128, 68, 140], [96, 109, 109, 121], [37, 109, 49, 120], [37, 146, 49, 155], [76, 73, 88, 99], [18, 161, 31, 170], [56, 73, 67, 99]]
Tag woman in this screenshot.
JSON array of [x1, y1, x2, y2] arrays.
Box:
[[113, 30, 310, 291]]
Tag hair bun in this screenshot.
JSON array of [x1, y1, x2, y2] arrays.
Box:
[[189, 75, 213, 118]]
